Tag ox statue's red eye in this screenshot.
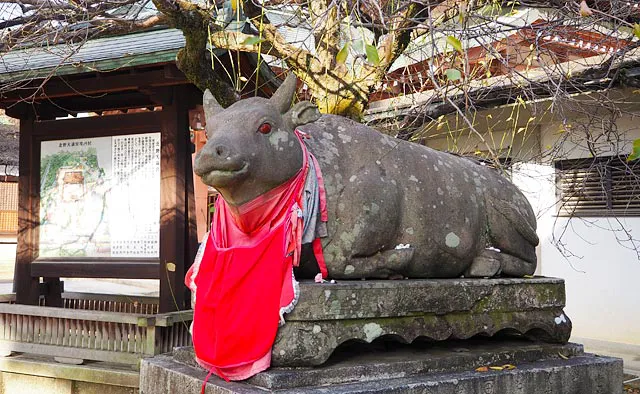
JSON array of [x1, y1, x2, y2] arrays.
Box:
[[258, 122, 272, 134]]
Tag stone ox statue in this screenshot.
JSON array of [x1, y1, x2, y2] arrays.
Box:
[[194, 75, 539, 279]]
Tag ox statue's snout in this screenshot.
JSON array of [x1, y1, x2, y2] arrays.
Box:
[[194, 143, 249, 188]]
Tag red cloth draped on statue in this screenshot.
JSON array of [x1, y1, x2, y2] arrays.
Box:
[[185, 130, 327, 384]]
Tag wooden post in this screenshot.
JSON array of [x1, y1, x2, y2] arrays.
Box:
[[144, 323, 160, 358], [42, 277, 63, 307], [14, 113, 40, 305], [159, 86, 189, 313], [185, 144, 198, 307]]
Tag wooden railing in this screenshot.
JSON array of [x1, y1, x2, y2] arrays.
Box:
[[59, 292, 160, 314], [0, 292, 192, 365]]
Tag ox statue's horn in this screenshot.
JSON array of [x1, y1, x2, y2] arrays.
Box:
[[203, 89, 224, 122], [271, 73, 298, 114]]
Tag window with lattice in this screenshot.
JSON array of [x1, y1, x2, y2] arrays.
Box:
[[0, 181, 18, 233], [555, 156, 640, 216]]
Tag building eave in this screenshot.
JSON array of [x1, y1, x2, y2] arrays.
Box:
[[0, 29, 186, 83], [364, 47, 640, 125]]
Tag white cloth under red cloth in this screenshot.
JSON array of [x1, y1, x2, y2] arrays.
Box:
[[184, 130, 328, 384]]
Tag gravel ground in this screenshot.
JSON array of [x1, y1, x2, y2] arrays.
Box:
[[625, 373, 640, 393]]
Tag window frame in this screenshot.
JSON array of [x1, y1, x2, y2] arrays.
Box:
[[0, 179, 18, 234], [555, 155, 640, 217]]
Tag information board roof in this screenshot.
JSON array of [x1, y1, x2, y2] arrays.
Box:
[[0, 29, 185, 83]]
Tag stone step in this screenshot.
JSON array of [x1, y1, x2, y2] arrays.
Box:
[[146, 339, 623, 394], [246, 339, 583, 390], [274, 354, 622, 394]]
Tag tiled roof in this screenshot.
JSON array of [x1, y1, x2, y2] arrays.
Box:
[[0, 29, 185, 82]]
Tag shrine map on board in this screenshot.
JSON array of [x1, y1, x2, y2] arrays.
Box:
[[39, 133, 161, 258]]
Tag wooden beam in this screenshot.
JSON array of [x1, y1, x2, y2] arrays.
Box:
[[4, 103, 29, 119], [139, 86, 174, 106], [164, 64, 185, 80], [158, 86, 189, 313], [0, 65, 189, 104], [13, 113, 40, 305], [5, 96, 156, 120], [43, 92, 157, 114], [31, 260, 160, 279], [33, 111, 163, 138], [4, 102, 67, 120]]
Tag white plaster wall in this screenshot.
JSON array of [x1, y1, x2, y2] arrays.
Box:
[[540, 216, 640, 345], [529, 115, 640, 346], [424, 99, 640, 347], [512, 137, 640, 346]]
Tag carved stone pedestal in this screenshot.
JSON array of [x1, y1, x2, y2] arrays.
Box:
[[273, 277, 571, 366], [139, 277, 623, 394]]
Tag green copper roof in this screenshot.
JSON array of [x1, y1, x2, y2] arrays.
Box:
[[0, 29, 185, 83]]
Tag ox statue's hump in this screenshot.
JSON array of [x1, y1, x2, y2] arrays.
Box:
[[296, 114, 538, 280]]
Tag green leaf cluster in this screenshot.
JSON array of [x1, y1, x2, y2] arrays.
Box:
[[628, 139, 640, 162]]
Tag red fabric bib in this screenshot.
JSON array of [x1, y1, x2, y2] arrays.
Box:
[[186, 131, 327, 383], [193, 214, 291, 369]]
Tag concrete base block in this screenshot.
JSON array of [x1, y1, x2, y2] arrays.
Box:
[[140, 339, 623, 394], [0, 353, 138, 394], [0, 373, 72, 394]]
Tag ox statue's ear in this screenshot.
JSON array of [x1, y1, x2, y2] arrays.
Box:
[[285, 101, 321, 130], [203, 89, 224, 121], [271, 73, 298, 114]]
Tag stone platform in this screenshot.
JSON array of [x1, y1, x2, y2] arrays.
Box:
[[140, 339, 623, 393], [139, 277, 623, 393], [272, 277, 571, 366], [0, 353, 139, 394]]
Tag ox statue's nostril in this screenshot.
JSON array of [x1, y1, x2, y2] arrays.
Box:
[[215, 145, 226, 157]]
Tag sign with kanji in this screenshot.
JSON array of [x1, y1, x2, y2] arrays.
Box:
[[39, 133, 161, 258]]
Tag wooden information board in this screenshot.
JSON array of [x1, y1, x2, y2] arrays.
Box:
[[13, 85, 198, 312]]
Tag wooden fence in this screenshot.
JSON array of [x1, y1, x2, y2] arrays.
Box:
[[0, 292, 192, 365]]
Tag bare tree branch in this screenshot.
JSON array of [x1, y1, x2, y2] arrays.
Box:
[[152, 0, 238, 105]]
